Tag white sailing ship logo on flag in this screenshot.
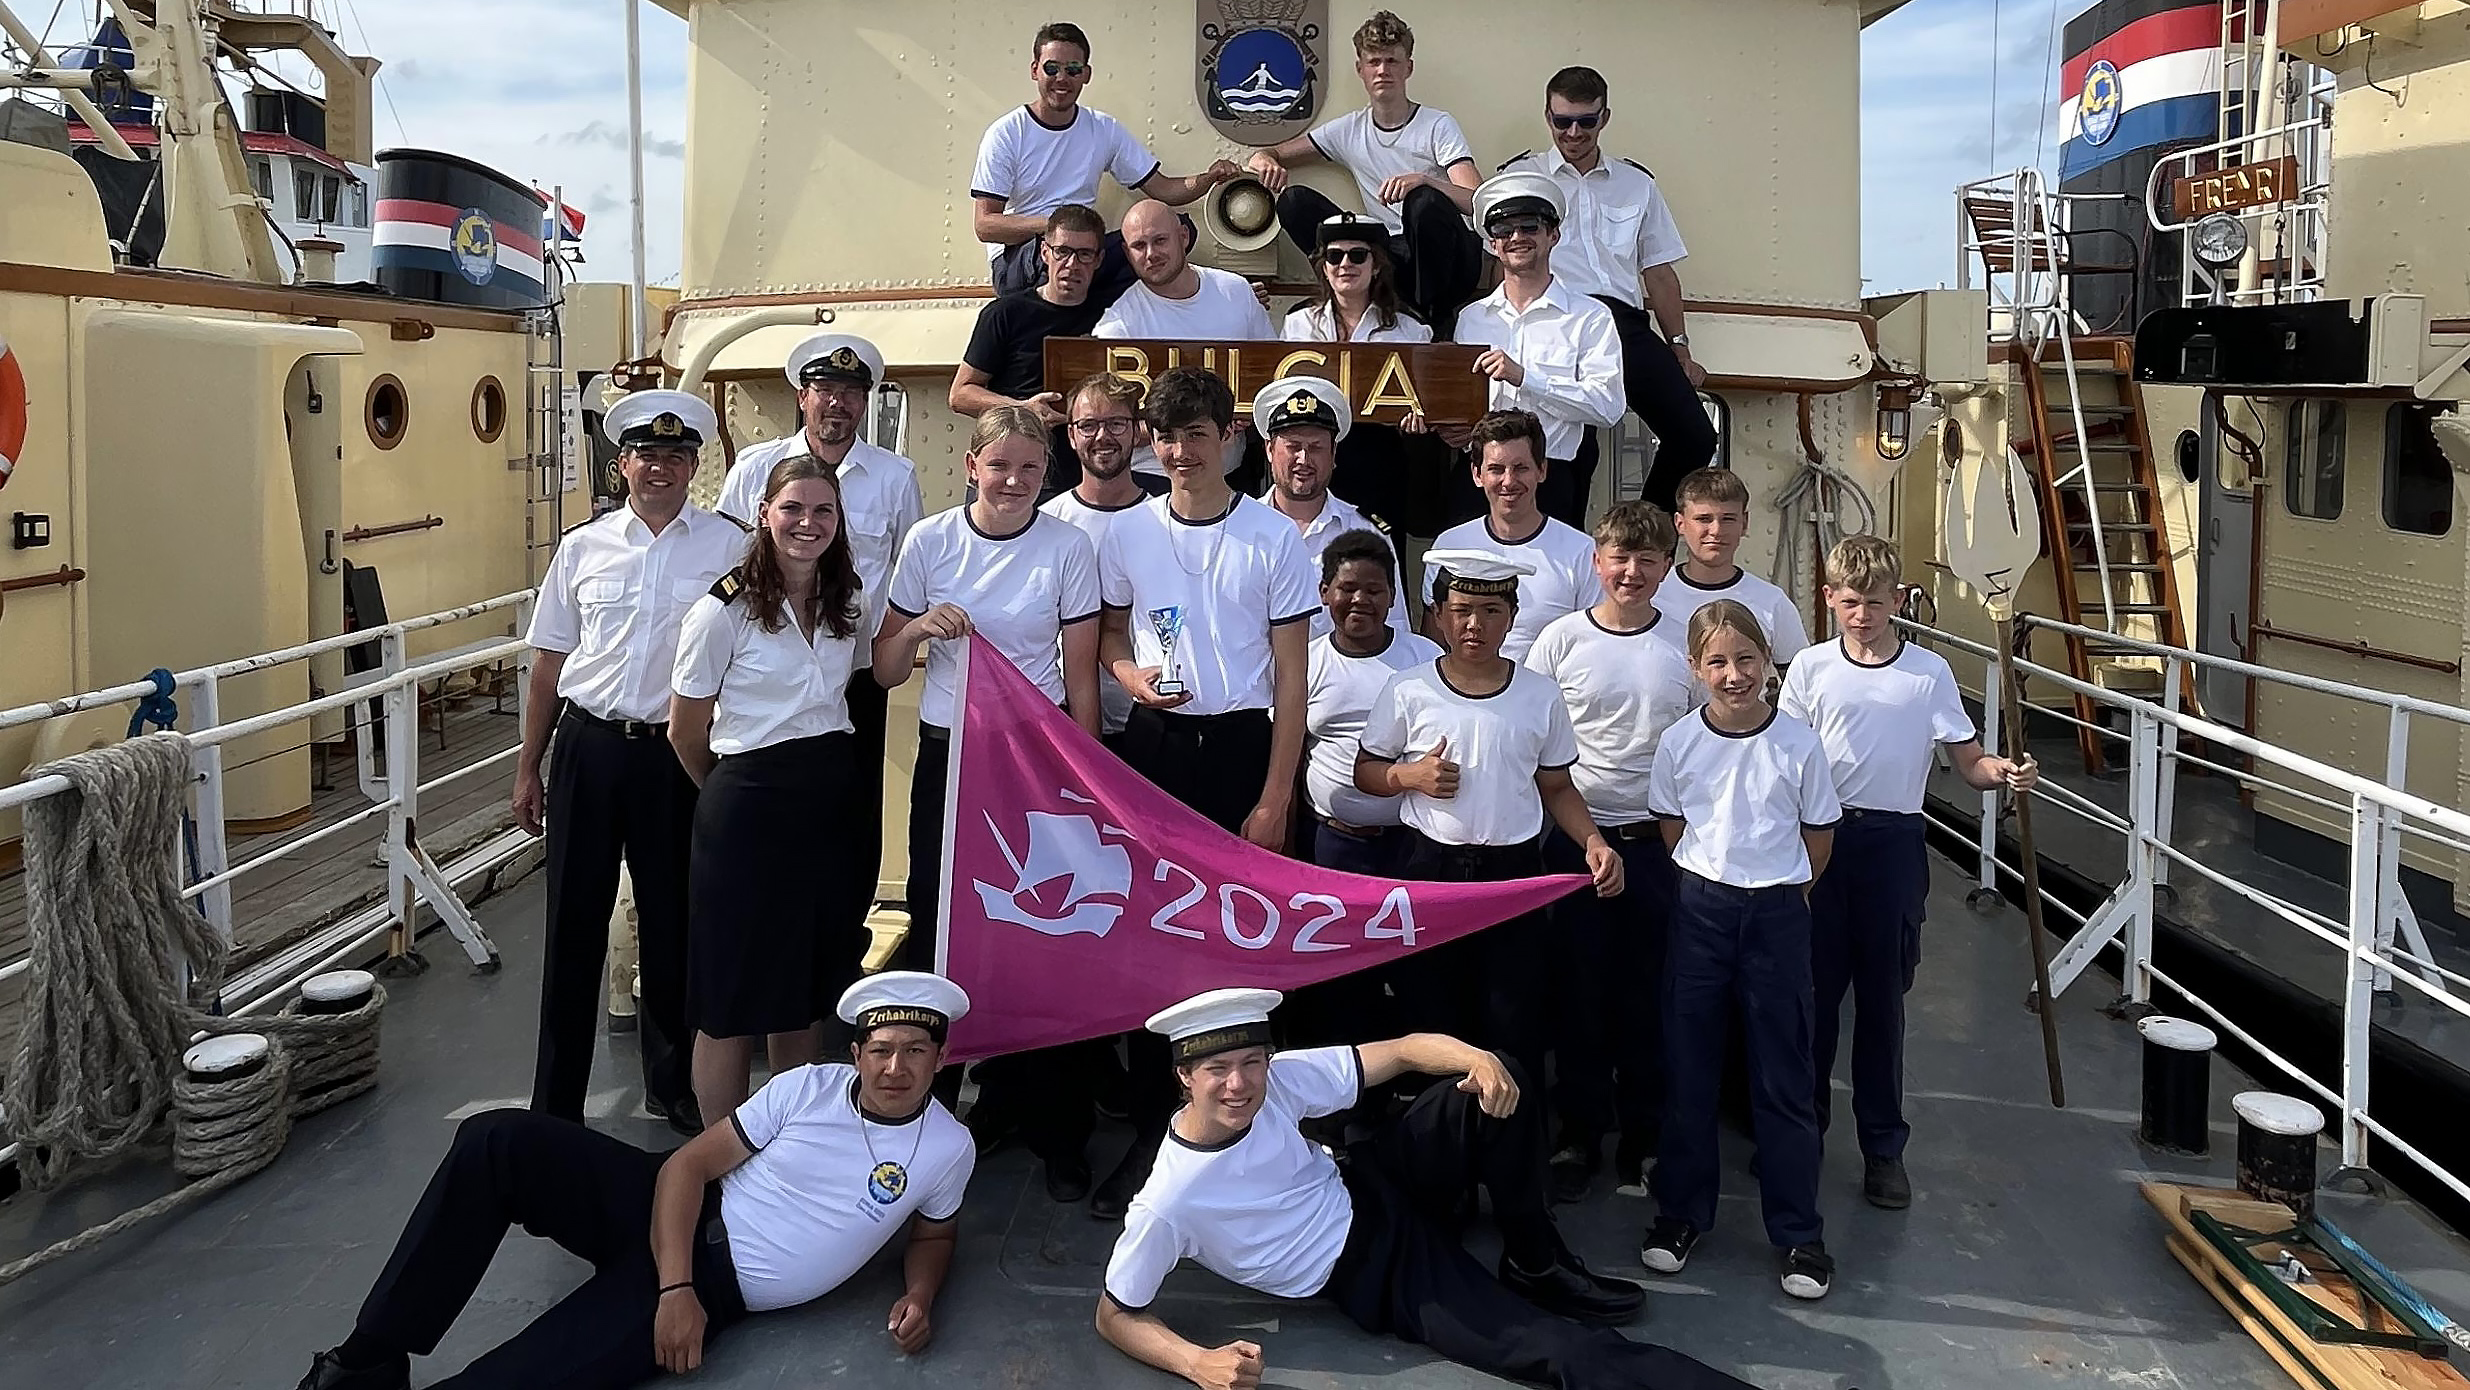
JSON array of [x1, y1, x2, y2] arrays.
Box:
[[972, 807, 1135, 938]]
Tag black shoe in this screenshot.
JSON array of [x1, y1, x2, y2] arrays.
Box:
[[965, 1102, 1021, 1158], [1781, 1242, 1835, 1300], [1640, 1217, 1700, 1275], [648, 1092, 703, 1138], [297, 1349, 408, 1390], [1498, 1252, 1646, 1326], [1611, 1137, 1654, 1197], [1090, 1146, 1152, 1221], [1547, 1141, 1599, 1205], [1863, 1155, 1912, 1210], [1044, 1153, 1093, 1204], [606, 1008, 638, 1034]]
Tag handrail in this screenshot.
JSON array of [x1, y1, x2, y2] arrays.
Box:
[[342, 515, 446, 543], [2143, 113, 2331, 232], [2014, 613, 2470, 723], [2249, 621, 2462, 677], [0, 565, 85, 594]]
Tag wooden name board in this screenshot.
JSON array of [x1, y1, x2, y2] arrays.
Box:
[[1044, 338, 1489, 425], [2172, 156, 2301, 220]]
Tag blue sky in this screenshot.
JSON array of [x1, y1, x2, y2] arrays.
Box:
[[328, 0, 2072, 296]]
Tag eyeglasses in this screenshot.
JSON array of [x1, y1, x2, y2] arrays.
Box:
[[1549, 110, 1605, 131], [1070, 417, 1136, 436], [1486, 217, 1551, 239], [1041, 60, 1088, 78], [1045, 244, 1100, 266], [1321, 246, 1373, 266]]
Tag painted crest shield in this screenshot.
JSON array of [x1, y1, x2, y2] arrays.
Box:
[[1197, 0, 1327, 145]]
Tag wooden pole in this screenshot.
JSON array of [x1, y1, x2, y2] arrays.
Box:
[[1995, 614, 2068, 1108]]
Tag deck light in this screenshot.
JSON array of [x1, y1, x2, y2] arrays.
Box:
[[2192, 213, 2248, 270], [1875, 383, 1915, 461]]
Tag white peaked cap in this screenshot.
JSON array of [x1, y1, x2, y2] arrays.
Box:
[[1146, 987, 1284, 1064], [601, 388, 719, 447], [1421, 548, 1539, 582], [1250, 375, 1353, 443], [837, 970, 972, 1038], [1473, 170, 1566, 229], [785, 331, 885, 388]]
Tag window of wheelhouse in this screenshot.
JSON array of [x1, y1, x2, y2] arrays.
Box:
[[2381, 403, 2453, 537], [2282, 399, 2343, 520]]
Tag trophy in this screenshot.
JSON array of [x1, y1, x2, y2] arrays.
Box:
[[1147, 605, 1187, 698]]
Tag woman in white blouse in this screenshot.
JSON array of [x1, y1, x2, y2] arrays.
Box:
[[874, 406, 1103, 969], [1281, 212, 1447, 538], [668, 452, 866, 1120]]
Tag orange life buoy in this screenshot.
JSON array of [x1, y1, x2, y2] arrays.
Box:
[[0, 329, 27, 491]]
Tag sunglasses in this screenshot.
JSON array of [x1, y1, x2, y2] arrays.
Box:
[[1549, 111, 1605, 131], [1041, 60, 1088, 77], [1321, 246, 1373, 266], [1486, 216, 1552, 239]]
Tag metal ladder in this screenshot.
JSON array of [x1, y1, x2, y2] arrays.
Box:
[[524, 189, 575, 587]]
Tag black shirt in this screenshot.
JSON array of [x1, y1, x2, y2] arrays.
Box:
[[964, 289, 1104, 400]]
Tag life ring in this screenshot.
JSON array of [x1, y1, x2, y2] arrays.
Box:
[[0, 328, 27, 491]]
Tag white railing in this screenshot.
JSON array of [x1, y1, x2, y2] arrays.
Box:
[[0, 593, 542, 1165], [2145, 112, 2335, 308], [1903, 614, 2470, 1204]]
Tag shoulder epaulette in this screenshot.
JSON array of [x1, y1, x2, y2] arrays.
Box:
[[1360, 509, 1396, 538], [718, 510, 753, 533], [1620, 157, 1656, 178], [561, 518, 592, 538], [1497, 149, 1536, 172], [709, 567, 748, 604]]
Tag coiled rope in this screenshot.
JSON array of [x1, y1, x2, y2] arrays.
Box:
[[0, 733, 386, 1287]]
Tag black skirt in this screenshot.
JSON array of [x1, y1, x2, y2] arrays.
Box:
[[687, 731, 863, 1037]]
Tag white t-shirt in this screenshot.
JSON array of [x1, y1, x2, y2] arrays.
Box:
[[1095, 266, 1276, 341], [1654, 565, 1811, 664], [969, 104, 1159, 259], [1104, 1046, 1362, 1309], [672, 590, 860, 755], [1428, 514, 1605, 662], [1306, 104, 1477, 236], [1779, 637, 1976, 814], [1042, 489, 1145, 734], [719, 436, 926, 643], [1306, 629, 1444, 826], [1523, 609, 1701, 826], [1273, 492, 1411, 639], [1359, 661, 1579, 846], [1496, 147, 1688, 309], [886, 509, 1101, 729], [1648, 707, 1843, 888], [527, 506, 745, 724], [1097, 494, 1320, 717], [720, 1063, 975, 1313], [1281, 302, 1434, 343]]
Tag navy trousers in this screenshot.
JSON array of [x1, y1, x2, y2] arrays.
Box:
[[1809, 809, 1929, 1162], [1652, 872, 1824, 1249], [1284, 821, 1412, 1048], [1394, 833, 1551, 1088], [1547, 828, 1675, 1157]]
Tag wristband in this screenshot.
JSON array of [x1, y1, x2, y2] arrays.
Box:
[[659, 1281, 695, 1296]]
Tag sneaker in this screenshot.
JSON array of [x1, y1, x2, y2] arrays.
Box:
[[1781, 1243, 1835, 1300], [1863, 1155, 1912, 1210], [1547, 1141, 1599, 1205], [1611, 1136, 1655, 1197], [1640, 1217, 1699, 1275]]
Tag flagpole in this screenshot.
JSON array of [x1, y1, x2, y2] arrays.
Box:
[[935, 638, 970, 976], [1994, 615, 2066, 1108], [623, 0, 649, 361]]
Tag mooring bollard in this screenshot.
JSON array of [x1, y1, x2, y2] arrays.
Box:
[[2232, 1091, 2325, 1220], [299, 968, 377, 1016], [2137, 1015, 2217, 1156]]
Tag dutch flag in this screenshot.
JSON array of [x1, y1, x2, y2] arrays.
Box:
[[2056, 0, 2223, 182]]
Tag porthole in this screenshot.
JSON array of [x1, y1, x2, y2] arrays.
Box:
[[471, 375, 508, 444], [2175, 429, 2199, 483], [366, 375, 408, 450]]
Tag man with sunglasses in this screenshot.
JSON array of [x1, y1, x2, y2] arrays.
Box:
[[952, 204, 1111, 499], [1498, 67, 1715, 512], [972, 21, 1240, 306], [1449, 173, 1625, 529]]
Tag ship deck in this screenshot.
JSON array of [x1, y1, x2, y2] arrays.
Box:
[[4, 850, 2467, 1389]]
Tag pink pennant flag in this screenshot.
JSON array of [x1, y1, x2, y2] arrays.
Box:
[[935, 636, 1588, 1063]]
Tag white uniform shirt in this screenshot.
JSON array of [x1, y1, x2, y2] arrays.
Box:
[[717, 435, 926, 643], [1496, 147, 1687, 309], [1281, 302, 1434, 343], [1428, 514, 1604, 662], [1779, 637, 1976, 813], [1098, 495, 1320, 717], [1268, 492, 1411, 639], [969, 104, 1159, 259], [1654, 565, 1810, 664], [720, 1064, 974, 1312], [1104, 1047, 1362, 1309], [526, 505, 745, 723], [886, 509, 1101, 729], [1042, 489, 1144, 734], [1359, 661, 1579, 846], [672, 591, 860, 755], [1094, 267, 1275, 341], [1452, 277, 1626, 462], [1305, 105, 1478, 236], [1523, 609, 1700, 825], [1306, 629, 1443, 826], [1648, 708, 1843, 888]]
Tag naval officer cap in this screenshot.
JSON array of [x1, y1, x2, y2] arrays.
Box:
[[1315, 211, 1388, 252], [837, 970, 972, 1043], [1472, 170, 1566, 233], [1423, 547, 1537, 601], [602, 388, 718, 451], [1147, 987, 1284, 1066], [787, 332, 884, 390], [1251, 375, 1352, 444]]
